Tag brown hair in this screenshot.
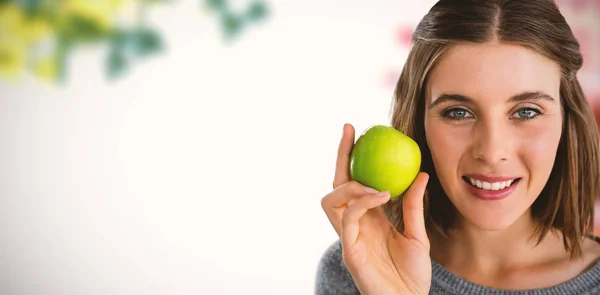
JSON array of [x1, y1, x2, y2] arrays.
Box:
[[384, 0, 600, 257]]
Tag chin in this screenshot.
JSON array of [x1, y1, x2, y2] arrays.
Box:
[[456, 207, 524, 231], [447, 181, 533, 231]]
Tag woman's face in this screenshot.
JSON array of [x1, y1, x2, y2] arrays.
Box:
[[424, 43, 563, 230]]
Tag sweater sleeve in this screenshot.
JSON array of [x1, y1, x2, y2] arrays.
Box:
[[314, 240, 361, 295]]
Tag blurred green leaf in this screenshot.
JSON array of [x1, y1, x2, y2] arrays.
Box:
[[55, 38, 71, 84], [106, 48, 128, 79], [221, 14, 243, 38], [105, 30, 128, 79], [15, 0, 42, 16], [205, 0, 227, 12], [0, 0, 272, 83], [131, 28, 163, 57], [110, 29, 127, 49], [246, 1, 268, 22], [59, 16, 109, 43]]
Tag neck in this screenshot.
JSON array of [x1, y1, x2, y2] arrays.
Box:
[[430, 210, 561, 274]]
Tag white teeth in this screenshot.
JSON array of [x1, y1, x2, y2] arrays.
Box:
[[482, 182, 491, 190], [491, 182, 500, 190], [469, 177, 515, 191]]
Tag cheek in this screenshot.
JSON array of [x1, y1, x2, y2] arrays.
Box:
[[517, 119, 562, 184], [426, 120, 470, 175]]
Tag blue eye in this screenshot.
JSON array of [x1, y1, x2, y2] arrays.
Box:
[[443, 108, 473, 120], [513, 108, 541, 120]]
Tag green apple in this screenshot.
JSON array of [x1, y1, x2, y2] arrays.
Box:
[[350, 125, 421, 199]]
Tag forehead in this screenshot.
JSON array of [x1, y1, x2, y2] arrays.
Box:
[[427, 43, 561, 102]]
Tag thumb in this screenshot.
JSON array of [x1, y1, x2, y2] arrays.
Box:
[[402, 172, 430, 247]]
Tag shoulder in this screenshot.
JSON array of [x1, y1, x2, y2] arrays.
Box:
[[315, 240, 360, 295]]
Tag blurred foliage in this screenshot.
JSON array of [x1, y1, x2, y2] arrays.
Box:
[[0, 0, 269, 83], [205, 0, 267, 39]]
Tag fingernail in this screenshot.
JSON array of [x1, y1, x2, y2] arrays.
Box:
[[365, 187, 379, 194], [376, 191, 389, 197]]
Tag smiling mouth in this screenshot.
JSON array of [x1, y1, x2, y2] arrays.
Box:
[[461, 176, 521, 191]]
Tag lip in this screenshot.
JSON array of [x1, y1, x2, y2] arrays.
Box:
[[463, 174, 520, 182], [462, 176, 521, 201]]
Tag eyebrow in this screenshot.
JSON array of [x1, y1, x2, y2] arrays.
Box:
[[428, 91, 557, 109]]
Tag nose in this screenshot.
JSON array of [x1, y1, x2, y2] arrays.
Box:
[[471, 118, 513, 165]]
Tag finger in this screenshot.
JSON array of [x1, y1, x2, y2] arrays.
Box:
[[341, 191, 390, 248], [322, 182, 380, 235], [402, 172, 430, 247], [322, 181, 378, 209], [333, 123, 355, 189]]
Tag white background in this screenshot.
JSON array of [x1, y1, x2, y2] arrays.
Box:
[[0, 0, 438, 294]]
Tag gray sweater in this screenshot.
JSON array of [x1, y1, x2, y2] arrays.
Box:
[[315, 241, 600, 294]]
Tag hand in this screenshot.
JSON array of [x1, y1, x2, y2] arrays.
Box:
[[321, 123, 432, 295]]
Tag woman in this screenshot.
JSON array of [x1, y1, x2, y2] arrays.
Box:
[[316, 0, 600, 294]]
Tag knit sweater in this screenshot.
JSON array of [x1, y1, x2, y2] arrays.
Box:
[[315, 240, 600, 294]]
